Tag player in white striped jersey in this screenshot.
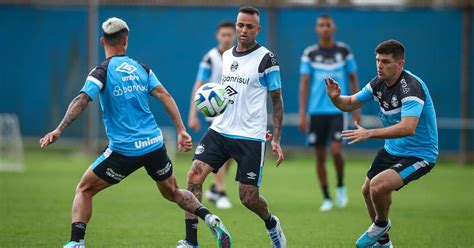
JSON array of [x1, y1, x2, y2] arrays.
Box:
[[178, 6, 286, 248], [187, 21, 236, 210]]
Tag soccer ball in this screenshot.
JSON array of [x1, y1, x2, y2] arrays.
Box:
[[194, 83, 230, 117]]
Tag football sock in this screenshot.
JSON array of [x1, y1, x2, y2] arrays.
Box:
[[337, 175, 344, 187], [375, 219, 388, 227], [210, 184, 218, 193], [264, 215, 277, 229], [322, 185, 331, 199], [70, 222, 86, 242], [185, 219, 199, 245], [194, 206, 212, 220]]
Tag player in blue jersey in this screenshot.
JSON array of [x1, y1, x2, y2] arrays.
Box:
[[326, 40, 438, 248], [298, 15, 360, 211], [188, 21, 236, 209], [39, 17, 230, 248]]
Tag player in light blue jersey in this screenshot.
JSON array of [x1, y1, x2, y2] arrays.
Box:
[[299, 15, 361, 211], [39, 17, 230, 248], [187, 21, 236, 211], [326, 40, 438, 248]]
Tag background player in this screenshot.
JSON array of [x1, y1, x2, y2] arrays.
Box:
[[188, 21, 236, 209], [178, 6, 286, 248], [298, 15, 360, 211], [326, 39, 438, 248], [39, 17, 230, 248]]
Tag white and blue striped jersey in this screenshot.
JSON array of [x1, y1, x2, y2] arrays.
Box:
[[196, 47, 224, 84], [300, 42, 357, 114], [355, 70, 439, 163], [211, 44, 282, 141], [80, 55, 163, 156]]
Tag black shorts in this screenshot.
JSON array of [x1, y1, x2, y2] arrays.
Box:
[[367, 148, 435, 190], [91, 146, 173, 184], [193, 129, 265, 187], [307, 114, 346, 147]]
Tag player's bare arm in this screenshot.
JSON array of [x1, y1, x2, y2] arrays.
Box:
[[298, 74, 310, 132], [341, 116, 419, 144], [325, 77, 363, 112], [349, 72, 362, 123], [39, 93, 90, 148], [151, 85, 192, 152], [188, 80, 205, 131], [270, 89, 284, 166]]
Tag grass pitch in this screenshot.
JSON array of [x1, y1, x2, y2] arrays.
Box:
[[0, 147, 473, 247]]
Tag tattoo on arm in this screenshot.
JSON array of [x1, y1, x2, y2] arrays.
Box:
[[270, 90, 284, 141], [57, 93, 90, 132]]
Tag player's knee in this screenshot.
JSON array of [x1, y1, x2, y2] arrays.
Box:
[[75, 183, 95, 198], [361, 183, 371, 198], [186, 165, 206, 185], [369, 179, 388, 196], [239, 192, 257, 209]]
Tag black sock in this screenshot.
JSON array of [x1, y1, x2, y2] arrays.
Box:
[[194, 206, 211, 220], [375, 219, 388, 227], [185, 219, 198, 245], [70, 222, 86, 242], [210, 184, 218, 193], [337, 175, 344, 187], [322, 185, 330, 199], [264, 215, 277, 229], [378, 233, 390, 244]]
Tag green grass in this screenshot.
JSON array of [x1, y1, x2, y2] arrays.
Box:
[[0, 148, 473, 247]]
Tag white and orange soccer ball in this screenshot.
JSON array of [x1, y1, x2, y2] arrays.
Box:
[[194, 83, 230, 117]]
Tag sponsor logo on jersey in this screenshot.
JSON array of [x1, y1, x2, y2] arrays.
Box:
[[247, 172, 257, 180], [400, 78, 410, 94], [383, 101, 389, 109], [269, 52, 277, 65], [113, 85, 148, 96], [195, 144, 205, 155], [157, 161, 172, 176], [225, 85, 238, 96], [116, 62, 137, 74], [230, 61, 239, 72], [221, 75, 250, 85], [134, 135, 163, 149], [391, 95, 399, 107]]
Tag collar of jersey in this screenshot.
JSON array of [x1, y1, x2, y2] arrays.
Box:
[[105, 54, 127, 60], [232, 43, 261, 57]]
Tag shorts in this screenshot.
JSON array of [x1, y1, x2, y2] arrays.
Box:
[[307, 114, 346, 147], [91, 145, 173, 184], [367, 148, 435, 190], [193, 129, 265, 187]]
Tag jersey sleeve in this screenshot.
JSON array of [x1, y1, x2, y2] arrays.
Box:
[[344, 50, 358, 74], [140, 63, 162, 93], [355, 78, 376, 103], [300, 47, 312, 76], [196, 54, 212, 82], [80, 64, 106, 100], [258, 52, 282, 91], [401, 80, 426, 117]]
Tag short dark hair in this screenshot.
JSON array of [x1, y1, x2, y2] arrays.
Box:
[[375, 39, 405, 60], [103, 29, 128, 46], [217, 21, 236, 31], [318, 14, 333, 20], [239, 6, 260, 16]]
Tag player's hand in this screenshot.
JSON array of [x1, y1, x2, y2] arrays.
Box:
[[265, 130, 272, 142], [341, 121, 371, 144], [177, 131, 193, 152], [188, 115, 201, 132], [298, 114, 307, 133], [325, 77, 341, 100], [271, 140, 284, 166], [39, 129, 62, 148]]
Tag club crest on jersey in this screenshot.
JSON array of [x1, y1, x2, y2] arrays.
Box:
[[391, 95, 399, 107], [230, 61, 239, 72], [116, 62, 137, 74]]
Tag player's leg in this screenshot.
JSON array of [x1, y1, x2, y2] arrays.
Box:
[[329, 114, 347, 208], [361, 177, 376, 222], [66, 148, 139, 247]]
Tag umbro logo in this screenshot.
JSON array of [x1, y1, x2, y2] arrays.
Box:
[[230, 61, 239, 72], [247, 172, 257, 180], [116, 62, 137, 74], [225, 85, 238, 97]]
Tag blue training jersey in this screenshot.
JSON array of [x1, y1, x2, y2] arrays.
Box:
[[355, 70, 439, 163], [300, 42, 357, 115], [80, 55, 163, 156]]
